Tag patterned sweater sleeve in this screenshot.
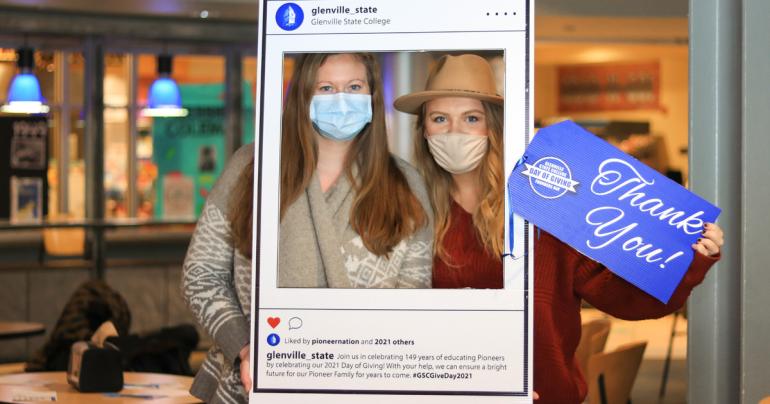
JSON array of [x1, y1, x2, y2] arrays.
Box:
[[395, 157, 434, 288], [182, 145, 254, 365]]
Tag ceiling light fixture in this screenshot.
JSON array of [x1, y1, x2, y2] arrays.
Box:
[[142, 54, 188, 118], [1, 47, 50, 115]]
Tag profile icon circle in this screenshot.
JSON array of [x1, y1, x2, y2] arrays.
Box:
[[267, 333, 281, 346], [276, 3, 304, 31]]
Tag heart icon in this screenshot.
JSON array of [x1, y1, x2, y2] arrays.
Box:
[[267, 317, 281, 329]]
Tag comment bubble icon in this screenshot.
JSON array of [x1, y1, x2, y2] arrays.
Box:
[[288, 317, 303, 330]]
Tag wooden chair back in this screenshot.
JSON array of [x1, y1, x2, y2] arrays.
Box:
[[586, 341, 647, 404], [576, 318, 612, 376]]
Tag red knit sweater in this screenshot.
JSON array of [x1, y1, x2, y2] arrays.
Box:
[[433, 202, 718, 403], [432, 202, 503, 288]]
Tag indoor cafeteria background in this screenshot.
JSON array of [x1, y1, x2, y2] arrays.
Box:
[[0, 0, 768, 403]]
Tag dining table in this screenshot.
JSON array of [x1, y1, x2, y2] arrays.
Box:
[[0, 371, 201, 403], [0, 322, 45, 340]]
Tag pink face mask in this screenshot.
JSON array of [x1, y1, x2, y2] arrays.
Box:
[[426, 133, 488, 174]]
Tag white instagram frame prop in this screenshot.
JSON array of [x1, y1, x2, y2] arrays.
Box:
[[250, 1, 534, 402]]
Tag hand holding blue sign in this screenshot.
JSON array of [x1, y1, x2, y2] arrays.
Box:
[[693, 222, 724, 257], [508, 120, 723, 303]]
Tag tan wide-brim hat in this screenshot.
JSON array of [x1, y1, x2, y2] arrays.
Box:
[[393, 54, 503, 114]]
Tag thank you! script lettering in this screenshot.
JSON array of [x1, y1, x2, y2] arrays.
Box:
[[508, 121, 720, 302]]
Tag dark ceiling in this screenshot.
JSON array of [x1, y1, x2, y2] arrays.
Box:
[[0, 0, 259, 21], [0, 0, 688, 22]]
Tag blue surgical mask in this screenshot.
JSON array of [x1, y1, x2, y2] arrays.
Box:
[[309, 93, 372, 141]]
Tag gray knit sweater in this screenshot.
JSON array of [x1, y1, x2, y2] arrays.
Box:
[[182, 144, 433, 403]]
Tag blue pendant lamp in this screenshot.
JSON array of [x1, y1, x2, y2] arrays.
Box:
[[142, 54, 188, 117], [1, 47, 50, 114]]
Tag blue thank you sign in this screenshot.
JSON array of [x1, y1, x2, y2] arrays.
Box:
[[508, 120, 721, 303]]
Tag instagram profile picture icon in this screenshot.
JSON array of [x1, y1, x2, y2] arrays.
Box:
[[267, 333, 281, 347], [276, 3, 304, 31]]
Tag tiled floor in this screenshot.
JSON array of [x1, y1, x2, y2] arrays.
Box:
[[635, 358, 687, 404]]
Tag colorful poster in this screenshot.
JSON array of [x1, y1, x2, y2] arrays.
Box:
[[152, 82, 254, 218], [558, 62, 661, 112], [10, 120, 47, 170], [251, 1, 534, 403], [162, 172, 195, 220], [10, 176, 43, 223], [152, 83, 254, 218], [0, 116, 48, 220]]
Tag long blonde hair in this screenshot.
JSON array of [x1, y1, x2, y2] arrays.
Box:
[[279, 53, 426, 256], [413, 100, 504, 264]]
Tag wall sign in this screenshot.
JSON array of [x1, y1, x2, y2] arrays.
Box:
[[558, 62, 661, 112], [0, 116, 48, 221]]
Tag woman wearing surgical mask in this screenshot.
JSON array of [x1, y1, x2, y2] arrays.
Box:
[[395, 54, 724, 404], [183, 53, 433, 404], [277, 52, 432, 288]]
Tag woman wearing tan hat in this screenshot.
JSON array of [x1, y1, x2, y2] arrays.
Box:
[[395, 53, 505, 288], [395, 53, 724, 403]]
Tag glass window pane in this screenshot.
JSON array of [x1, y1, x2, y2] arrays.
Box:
[[105, 54, 130, 108], [243, 56, 257, 145], [138, 53, 226, 220], [49, 52, 87, 220], [104, 53, 131, 218], [68, 53, 85, 107], [36, 51, 55, 105], [0, 49, 17, 99], [48, 106, 86, 220], [104, 106, 129, 218]]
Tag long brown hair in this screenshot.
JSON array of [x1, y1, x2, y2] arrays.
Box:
[[413, 100, 504, 264], [231, 53, 426, 258], [230, 157, 254, 258]]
